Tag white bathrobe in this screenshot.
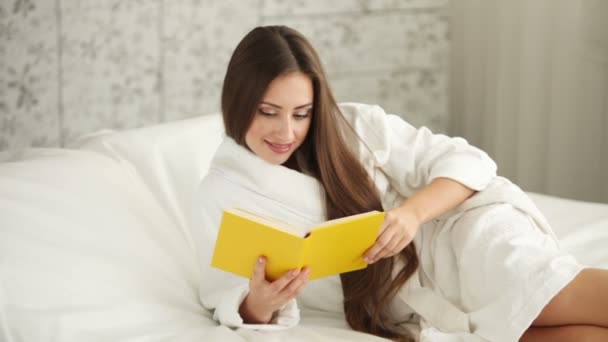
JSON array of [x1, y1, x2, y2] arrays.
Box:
[[190, 103, 584, 341]]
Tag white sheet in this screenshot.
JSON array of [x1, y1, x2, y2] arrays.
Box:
[[0, 113, 606, 342], [527, 192, 608, 269]]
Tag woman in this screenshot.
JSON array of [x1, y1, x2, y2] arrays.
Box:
[[191, 26, 608, 341]]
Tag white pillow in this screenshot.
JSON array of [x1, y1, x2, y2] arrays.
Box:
[[73, 114, 225, 253], [0, 133, 219, 340]]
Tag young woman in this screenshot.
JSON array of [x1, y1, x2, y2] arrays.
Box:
[[191, 26, 608, 341]]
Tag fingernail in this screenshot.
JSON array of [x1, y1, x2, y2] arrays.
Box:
[[291, 269, 300, 276], [258, 257, 265, 264]]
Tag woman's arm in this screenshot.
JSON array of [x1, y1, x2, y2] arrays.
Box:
[[400, 177, 475, 224], [364, 177, 475, 264], [340, 103, 496, 264]]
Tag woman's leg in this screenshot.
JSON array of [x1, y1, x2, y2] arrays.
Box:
[[533, 268, 608, 327], [521, 325, 608, 342]]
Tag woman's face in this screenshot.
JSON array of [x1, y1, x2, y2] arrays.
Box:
[[245, 71, 313, 165]]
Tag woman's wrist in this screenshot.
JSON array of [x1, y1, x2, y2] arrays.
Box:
[[239, 294, 273, 324], [399, 178, 476, 225], [398, 202, 425, 226]]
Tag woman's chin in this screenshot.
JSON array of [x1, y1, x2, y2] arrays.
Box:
[[263, 153, 291, 165]]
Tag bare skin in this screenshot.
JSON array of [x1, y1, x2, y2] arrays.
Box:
[[521, 325, 608, 342], [520, 268, 608, 341], [239, 257, 310, 324]]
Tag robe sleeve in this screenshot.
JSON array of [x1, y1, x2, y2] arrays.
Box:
[[340, 103, 497, 198], [190, 175, 300, 330]]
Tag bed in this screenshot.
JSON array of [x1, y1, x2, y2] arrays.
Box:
[[1, 113, 606, 341]]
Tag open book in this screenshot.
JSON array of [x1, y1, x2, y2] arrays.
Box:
[[210, 209, 385, 281]]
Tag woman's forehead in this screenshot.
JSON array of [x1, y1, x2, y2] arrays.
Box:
[[261, 72, 314, 107]]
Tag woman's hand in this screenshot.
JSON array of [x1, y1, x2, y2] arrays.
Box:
[[239, 256, 310, 324], [363, 206, 421, 264]]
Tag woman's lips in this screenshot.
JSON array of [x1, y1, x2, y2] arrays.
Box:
[[265, 141, 292, 153]]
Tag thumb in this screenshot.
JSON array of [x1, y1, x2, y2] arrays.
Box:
[[379, 215, 391, 235], [252, 256, 267, 283]]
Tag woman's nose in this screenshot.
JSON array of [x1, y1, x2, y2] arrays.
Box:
[[275, 118, 295, 141]]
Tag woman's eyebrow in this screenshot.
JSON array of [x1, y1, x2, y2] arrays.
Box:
[[260, 101, 313, 109]]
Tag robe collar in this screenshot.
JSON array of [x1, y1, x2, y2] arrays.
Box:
[[208, 136, 326, 220]]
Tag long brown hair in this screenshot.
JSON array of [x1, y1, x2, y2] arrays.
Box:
[[221, 26, 419, 341]]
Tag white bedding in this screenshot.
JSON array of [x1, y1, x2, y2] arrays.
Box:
[[0, 114, 606, 341], [527, 192, 608, 269]]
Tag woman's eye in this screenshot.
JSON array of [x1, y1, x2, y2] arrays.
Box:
[[294, 111, 311, 119], [258, 109, 276, 116]]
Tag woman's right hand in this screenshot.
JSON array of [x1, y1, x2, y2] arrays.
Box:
[[239, 256, 310, 324]]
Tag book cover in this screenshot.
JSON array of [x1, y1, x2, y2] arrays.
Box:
[[210, 209, 385, 281]]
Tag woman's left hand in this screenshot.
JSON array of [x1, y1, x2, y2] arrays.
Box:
[[363, 206, 421, 264]]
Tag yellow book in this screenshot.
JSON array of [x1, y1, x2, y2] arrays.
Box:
[[210, 209, 385, 281]]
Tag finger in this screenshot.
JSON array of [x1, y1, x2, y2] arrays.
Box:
[[373, 246, 396, 262], [364, 241, 385, 263], [377, 234, 403, 259], [270, 268, 301, 293], [376, 234, 412, 261], [280, 267, 310, 301], [399, 232, 415, 248], [372, 248, 389, 262], [252, 256, 268, 282], [289, 269, 310, 299], [378, 216, 391, 235], [364, 228, 394, 263]]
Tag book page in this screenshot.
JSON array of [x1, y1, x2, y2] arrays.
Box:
[[309, 211, 380, 232], [229, 208, 308, 237]]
